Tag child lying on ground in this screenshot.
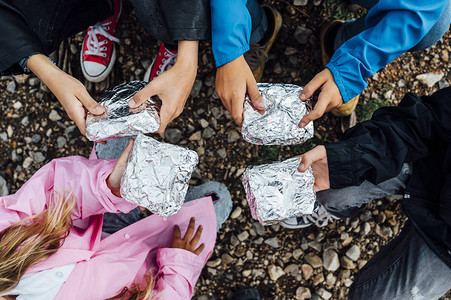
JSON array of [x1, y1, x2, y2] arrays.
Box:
[[0, 139, 231, 300]]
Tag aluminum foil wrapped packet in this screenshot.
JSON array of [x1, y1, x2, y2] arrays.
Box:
[[86, 81, 160, 142], [120, 133, 199, 217], [242, 157, 316, 225], [241, 83, 314, 145]]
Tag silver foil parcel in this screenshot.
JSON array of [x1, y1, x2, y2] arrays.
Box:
[[241, 83, 314, 145], [242, 157, 316, 225], [120, 133, 199, 217], [86, 81, 160, 142]]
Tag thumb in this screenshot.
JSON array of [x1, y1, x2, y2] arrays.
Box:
[[129, 82, 157, 108], [247, 79, 265, 113], [77, 88, 105, 115], [299, 71, 325, 101], [298, 145, 326, 172], [116, 138, 134, 166]]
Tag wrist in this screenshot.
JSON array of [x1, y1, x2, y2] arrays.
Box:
[[27, 54, 62, 85], [176, 41, 198, 69]]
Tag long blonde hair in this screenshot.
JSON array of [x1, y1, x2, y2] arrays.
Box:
[[0, 192, 155, 299]]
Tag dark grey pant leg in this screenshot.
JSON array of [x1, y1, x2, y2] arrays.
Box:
[[318, 163, 411, 218], [348, 221, 451, 300]]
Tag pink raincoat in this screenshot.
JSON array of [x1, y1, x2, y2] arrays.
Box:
[[0, 157, 217, 299]]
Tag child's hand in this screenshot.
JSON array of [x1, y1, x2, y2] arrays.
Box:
[[26, 54, 105, 136], [171, 217, 205, 255], [215, 55, 265, 126], [298, 69, 343, 128], [297, 145, 330, 192], [129, 41, 198, 133], [107, 139, 134, 197]]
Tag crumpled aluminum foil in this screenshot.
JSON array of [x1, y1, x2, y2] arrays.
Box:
[[242, 157, 316, 225], [241, 83, 314, 145], [86, 81, 160, 142], [120, 133, 199, 217]]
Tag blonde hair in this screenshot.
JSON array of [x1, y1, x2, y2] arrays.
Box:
[[0, 192, 156, 300]]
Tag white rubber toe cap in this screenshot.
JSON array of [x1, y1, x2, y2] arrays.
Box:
[[82, 61, 107, 77]]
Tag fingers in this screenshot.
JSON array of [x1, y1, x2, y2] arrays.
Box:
[[298, 145, 327, 172], [70, 109, 88, 136], [156, 105, 174, 134], [183, 217, 196, 241], [299, 71, 326, 101], [231, 97, 245, 126], [173, 225, 181, 240], [193, 243, 205, 256], [116, 139, 134, 165], [247, 78, 265, 114], [299, 94, 329, 128], [190, 223, 203, 247], [76, 87, 105, 115], [129, 83, 156, 108]]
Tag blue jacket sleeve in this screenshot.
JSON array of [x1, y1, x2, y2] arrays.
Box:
[[326, 0, 449, 102], [211, 0, 252, 67]]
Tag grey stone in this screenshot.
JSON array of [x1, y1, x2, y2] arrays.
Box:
[[416, 72, 444, 88], [293, 0, 308, 5], [0, 132, 7, 141], [206, 258, 221, 268], [253, 237, 264, 245], [21, 117, 29, 126], [65, 125, 78, 139], [7, 125, 13, 137], [340, 256, 356, 269], [268, 265, 285, 281], [202, 127, 215, 139], [227, 130, 241, 143], [49, 110, 62, 122], [313, 0, 321, 5], [217, 148, 227, 159], [28, 77, 40, 87], [264, 237, 280, 248], [293, 249, 303, 260], [294, 26, 313, 45], [323, 249, 340, 271], [31, 134, 41, 144], [33, 152, 45, 163], [211, 107, 224, 119], [284, 47, 298, 55], [253, 222, 265, 235], [346, 245, 361, 261], [165, 128, 182, 144], [296, 287, 311, 300], [230, 207, 242, 219], [198, 118, 209, 128], [317, 288, 332, 300], [190, 79, 202, 97], [301, 264, 313, 279], [189, 131, 202, 141], [304, 253, 322, 268], [6, 81, 16, 93], [237, 231, 249, 241], [284, 264, 299, 277], [57, 136, 67, 148], [13, 101, 23, 110], [221, 253, 234, 265], [23, 157, 34, 168]]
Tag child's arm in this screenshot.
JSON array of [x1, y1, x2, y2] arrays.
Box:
[[0, 145, 136, 232], [128, 41, 198, 133], [26, 54, 105, 135], [298, 0, 449, 126], [298, 87, 451, 189], [153, 218, 214, 299], [211, 0, 264, 126]]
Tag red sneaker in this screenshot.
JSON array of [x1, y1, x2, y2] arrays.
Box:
[[81, 0, 122, 82], [143, 42, 178, 82]]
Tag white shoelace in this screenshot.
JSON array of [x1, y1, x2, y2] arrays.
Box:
[[156, 50, 177, 76], [299, 205, 338, 227], [85, 22, 120, 57]]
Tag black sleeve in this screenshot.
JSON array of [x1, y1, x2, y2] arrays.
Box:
[[0, 1, 45, 74], [325, 87, 451, 189]]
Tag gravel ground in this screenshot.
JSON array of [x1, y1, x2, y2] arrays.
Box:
[[1, 0, 450, 299]]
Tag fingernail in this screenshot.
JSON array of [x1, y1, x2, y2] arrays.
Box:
[[93, 105, 104, 114], [300, 94, 307, 101], [257, 102, 265, 109], [299, 121, 306, 128], [128, 99, 136, 107], [299, 163, 305, 170]]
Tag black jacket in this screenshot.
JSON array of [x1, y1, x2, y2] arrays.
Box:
[[0, 0, 210, 75], [325, 87, 451, 268]]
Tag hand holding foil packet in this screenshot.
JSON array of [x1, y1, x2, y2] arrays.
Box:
[[241, 83, 314, 145], [120, 133, 199, 217], [242, 157, 316, 225], [86, 81, 160, 142]]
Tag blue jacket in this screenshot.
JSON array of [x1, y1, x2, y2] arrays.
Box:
[[211, 0, 449, 103], [211, 0, 251, 67], [327, 0, 450, 102]]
